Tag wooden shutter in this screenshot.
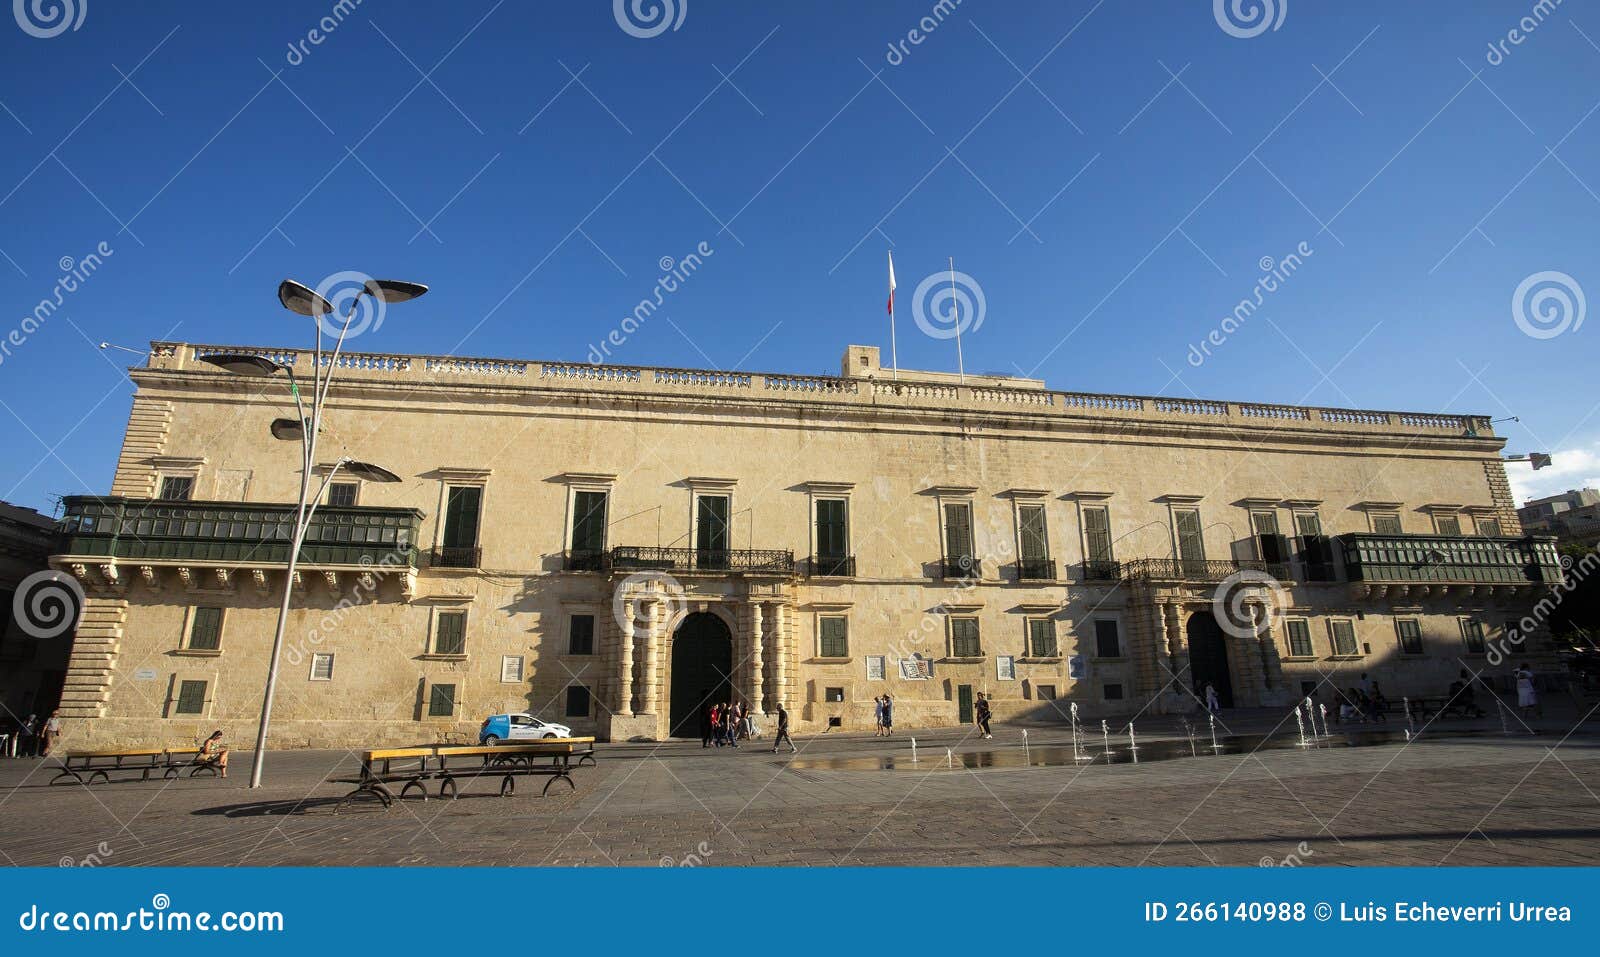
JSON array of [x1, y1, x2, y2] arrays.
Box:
[[944, 503, 973, 562], [175, 679, 207, 714], [1083, 506, 1113, 563], [188, 607, 223, 650], [815, 499, 848, 559], [443, 486, 482, 548], [1018, 505, 1048, 560], [435, 612, 466, 655], [571, 491, 608, 553], [568, 614, 595, 655], [428, 683, 456, 717], [1175, 509, 1206, 564], [819, 616, 848, 657], [696, 496, 730, 552]]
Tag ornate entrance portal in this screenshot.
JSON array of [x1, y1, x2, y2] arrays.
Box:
[[1186, 611, 1234, 709], [669, 612, 733, 737]]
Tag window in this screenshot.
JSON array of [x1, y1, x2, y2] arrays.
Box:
[[1103, 682, 1124, 701], [1329, 619, 1358, 656], [160, 475, 194, 501], [500, 655, 524, 683], [441, 486, 482, 565], [173, 679, 207, 714], [1371, 513, 1402, 534], [1094, 619, 1122, 658], [570, 490, 608, 560], [428, 683, 456, 717], [1477, 517, 1503, 537], [819, 615, 848, 657], [815, 499, 849, 573], [566, 685, 590, 717], [943, 502, 974, 573], [309, 653, 335, 681], [1027, 618, 1058, 657], [433, 611, 467, 656], [1017, 503, 1050, 578], [1252, 510, 1288, 567], [1395, 619, 1423, 655], [327, 482, 359, 507], [1082, 505, 1114, 567], [1036, 684, 1057, 701], [696, 495, 731, 563], [1435, 514, 1463, 536], [824, 687, 845, 703], [1174, 508, 1206, 568], [1285, 619, 1314, 658], [187, 607, 223, 651], [1295, 513, 1335, 581], [568, 614, 595, 655], [1459, 618, 1486, 654], [950, 617, 982, 657]]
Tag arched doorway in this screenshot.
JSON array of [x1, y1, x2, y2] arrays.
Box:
[[1186, 611, 1234, 709], [668, 612, 733, 737]]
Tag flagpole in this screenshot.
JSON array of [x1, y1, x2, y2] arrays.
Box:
[[888, 250, 899, 381], [950, 256, 965, 384]]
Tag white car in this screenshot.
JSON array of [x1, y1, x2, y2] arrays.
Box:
[[479, 713, 572, 744]]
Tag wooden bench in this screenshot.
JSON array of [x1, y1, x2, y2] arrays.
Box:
[[332, 747, 438, 811], [51, 749, 169, 785], [435, 739, 595, 798], [165, 748, 223, 779]]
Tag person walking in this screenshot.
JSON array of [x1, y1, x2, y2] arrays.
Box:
[[1515, 663, 1540, 720], [710, 702, 724, 747], [18, 714, 37, 758], [770, 701, 796, 753], [976, 692, 994, 739], [880, 694, 893, 737], [1204, 683, 1220, 716], [41, 711, 62, 757], [724, 702, 739, 748], [699, 695, 714, 748], [873, 696, 885, 736]]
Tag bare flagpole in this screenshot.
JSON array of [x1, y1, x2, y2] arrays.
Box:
[[888, 250, 899, 380], [950, 256, 965, 384]]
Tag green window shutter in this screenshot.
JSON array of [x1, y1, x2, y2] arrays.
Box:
[[1175, 509, 1206, 564], [1373, 514, 1402, 535], [1396, 619, 1422, 654], [819, 616, 848, 657], [1294, 513, 1323, 537], [1018, 505, 1048, 560], [443, 486, 482, 548], [1094, 619, 1121, 658], [434, 612, 466, 655], [1459, 619, 1485, 653], [1436, 516, 1462, 536], [951, 618, 981, 657], [160, 476, 193, 500], [1286, 620, 1313, 657], [569, 614, 595, 655], [696, 496, 730, 552], [944, 504, 973, 562], [428, 683, 456, 717], [1331, 620, 1357, 656], [1083, 506, 1113, 563], [816, 499, 848, 559], [571, 491, 608, 554], [175, 679, 207, 714], [1029, 618, 1057, 657], [188, 607, 223, 650]]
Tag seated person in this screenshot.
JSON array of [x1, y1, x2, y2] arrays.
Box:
[[196, 730, 229, 777]]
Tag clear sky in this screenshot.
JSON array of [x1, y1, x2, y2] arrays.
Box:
[[1, 0, 1596, 513]]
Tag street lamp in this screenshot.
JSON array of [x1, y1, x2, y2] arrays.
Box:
[[201, 276, 427, 788]]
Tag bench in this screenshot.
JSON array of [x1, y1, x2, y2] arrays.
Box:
[[332, 747, 438, 811], [51, 749, 169, 785], [435, 739, 596, 798], [166, 748, 224, 779]]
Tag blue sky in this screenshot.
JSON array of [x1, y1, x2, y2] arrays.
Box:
[[1, 0, 1597, 513]]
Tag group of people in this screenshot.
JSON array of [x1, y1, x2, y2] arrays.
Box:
[[1335, 675, 1390, 724], [699, 698, 796, 753], [2, 710, 62, 758], [872, 695, 895, 736]]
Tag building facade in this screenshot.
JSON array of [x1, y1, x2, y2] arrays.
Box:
[[1, 501, 73, 721], [1519, 489, 1600, 546], [49, 342, 1562, 749]]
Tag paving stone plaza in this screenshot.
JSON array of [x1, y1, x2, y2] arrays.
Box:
[[4, 711, 1598, 868]]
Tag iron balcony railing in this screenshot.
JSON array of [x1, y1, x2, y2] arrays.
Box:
[[609, 546, 795, 575], [1337, 533, 1562, 585], [1120, 558, 1268, 583], [57, 496, 422, 567], [1080, 560, 1122, 582], [430, 546, 482, 569], [943, 556, 982, 579], [808, 555, 856, 577], [564, 549, 607, 572], [1016, 558, 1057, 581]]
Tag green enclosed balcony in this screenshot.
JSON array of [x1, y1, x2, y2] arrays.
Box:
[[57, 496, 423, 568], [1337, 533, 1561, 594]]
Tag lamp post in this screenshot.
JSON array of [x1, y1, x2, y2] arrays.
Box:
[[201, 276, 427, 788]]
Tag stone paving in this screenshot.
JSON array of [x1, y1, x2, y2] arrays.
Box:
[[3, 713, 1599, 867]]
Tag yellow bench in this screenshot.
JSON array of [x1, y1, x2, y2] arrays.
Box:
[[434, 740, 596, 798], [332, 747, 439, 810]]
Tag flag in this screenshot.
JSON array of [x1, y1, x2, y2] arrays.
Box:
[[887, 251, 897, 315]]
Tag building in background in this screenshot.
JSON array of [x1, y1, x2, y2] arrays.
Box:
[[48, 342, 1564, 749], [1518, 489, 1600, 547], [0, 501, 72, 721]]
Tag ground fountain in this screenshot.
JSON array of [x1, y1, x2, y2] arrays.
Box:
[[1294, 706, 1312, 747], [1181, 718, 1197, 757], [910, 737, 917, 763], [1069, 703, 1094, 762], [1101, 719, 1112, 759], [1318, 703, 1331, 738], [1404, 697, 1416, 735], [1208, 713, 1224, 752], [946, 748, 954, 769]]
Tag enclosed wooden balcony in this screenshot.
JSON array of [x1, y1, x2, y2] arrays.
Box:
[[1337, 532, 1561, 598]]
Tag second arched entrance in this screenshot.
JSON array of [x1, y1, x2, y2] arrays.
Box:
[[1186, 611, 1235, 709], [668, 612, 733, 737]]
